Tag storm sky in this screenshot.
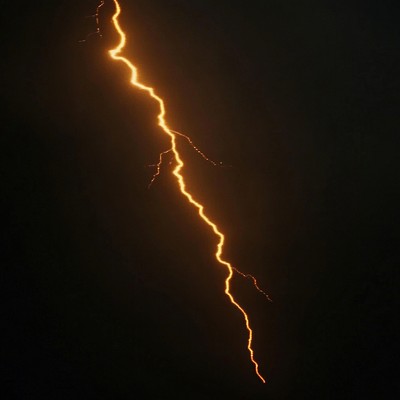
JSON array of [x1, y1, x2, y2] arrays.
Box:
[[2, 1, 398, 398]]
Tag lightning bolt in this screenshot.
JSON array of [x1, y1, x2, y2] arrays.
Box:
[[107, 0, 267, 383]]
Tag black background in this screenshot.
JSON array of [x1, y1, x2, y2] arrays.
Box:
[[1, 0, 398, 398]]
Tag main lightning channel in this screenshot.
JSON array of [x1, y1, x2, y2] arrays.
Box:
[[108, 0, 266, 383]]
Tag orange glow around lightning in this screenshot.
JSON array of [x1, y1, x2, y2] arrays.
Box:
[[108, 0, 266, 383]]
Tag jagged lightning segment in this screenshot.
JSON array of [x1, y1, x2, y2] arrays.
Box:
[[148, 145, 271, 299], [108, 0, 266, 383]]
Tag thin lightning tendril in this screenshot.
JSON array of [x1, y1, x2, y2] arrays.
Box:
[[170, 129, 219, 166], [108, 0, 266, 383], [79, 0, 105, 42], [233, 267, 273, 303], [148, 148, 173, 189]]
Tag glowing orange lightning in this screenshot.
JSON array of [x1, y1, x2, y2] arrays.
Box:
[[108, 0, 266, 383]]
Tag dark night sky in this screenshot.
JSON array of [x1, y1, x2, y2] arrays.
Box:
[[1, 0, 399, 398]]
